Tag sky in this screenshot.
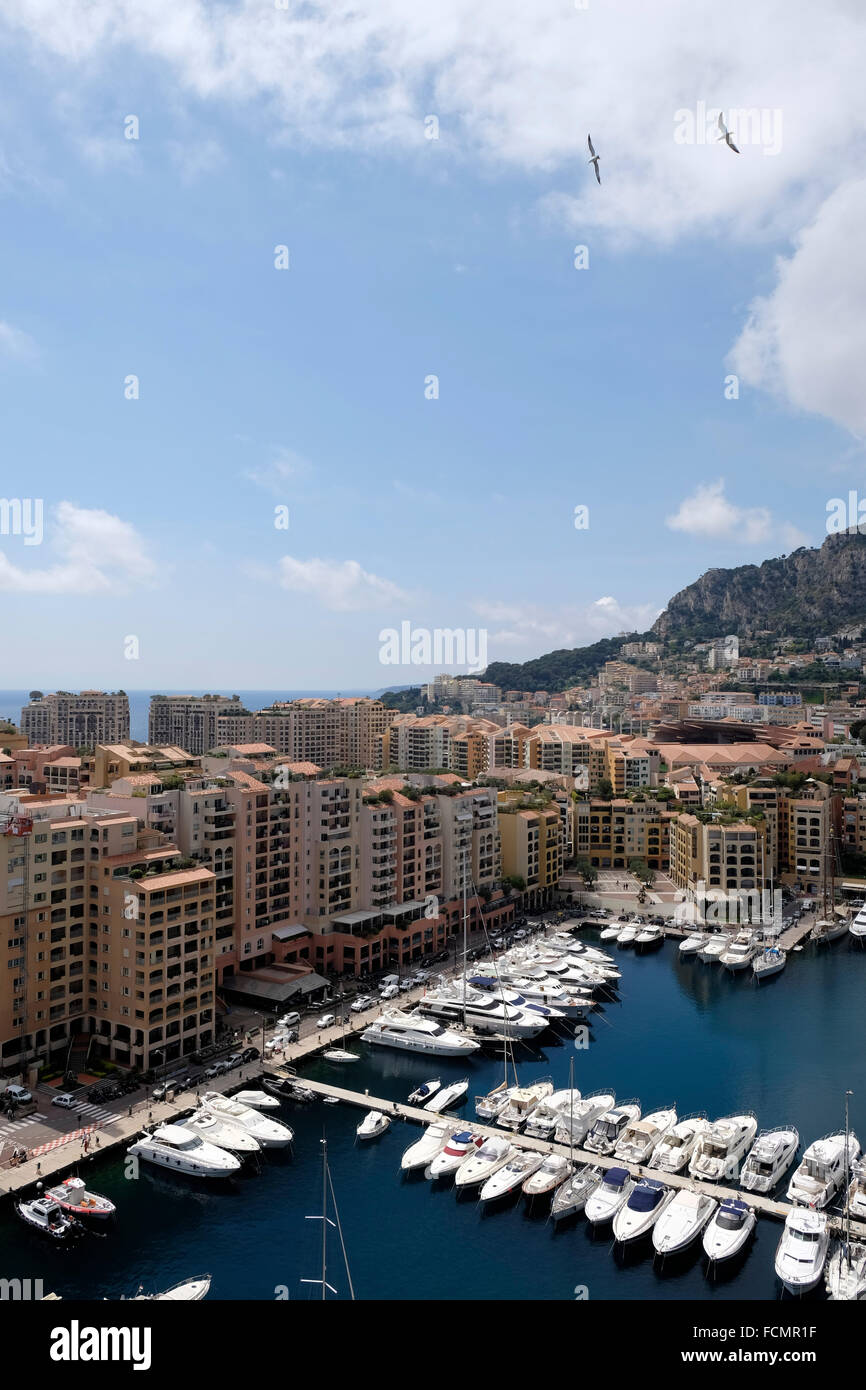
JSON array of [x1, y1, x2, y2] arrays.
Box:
[[0, 0, 864, 690]]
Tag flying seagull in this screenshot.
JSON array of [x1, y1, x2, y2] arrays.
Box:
[[717, 112, 740, 153], [587, 134, 601, 184]]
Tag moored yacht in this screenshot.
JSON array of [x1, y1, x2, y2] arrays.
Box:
[[848, 902, 866, 943], [678, 932, 708, 957], [652, 1190, 717, 1256], [401, 1122, 449, 1172], [523, 1088, 582, 1140], [417, 987, 546, 1039], [613, 1178, 675, 1244], [786, 1130, 861, 1209], [129, 1274, 212, 1301], [846, 1157, 866, 1219], [740, 1127, 799, 1194], [698, 933, 731, 962], [226, 1089, 280, 1111], [498, 1079, 554, 1130], [616, 924, 638, 946], [584, 1101, 641, 1156], [356, 1110, 390, 1140], [408, 1078, 440, 1106], [688, 1113, 757, 1182], [479, 1149, 544, 1202], [652, 1115, 708, 1174], [753, 942, 786, 981], [719, 930, 758, 972], [825, 1240, 866, 1301], [635, 925, 664, 950], [362, 1011, 480, 1057], [201, 1093, 294, 1149], [585, 1166, 635, 1225], [775, 1209, 829, 1294], [185, 1109, 263, 1156], [128, 1123, 241, 1178], [551, 1164, 604, 1221], [454, 1135, 515, 1189], [554, 1090, 616, 1146], [428, 1130, 484, 1179], [702, 1198, 756, 1263], [44, 1176, 115, 1222], [613, 1107, 677, 1166], [424, 1078, 468, 1112], [522, 1153, 573, 1198]]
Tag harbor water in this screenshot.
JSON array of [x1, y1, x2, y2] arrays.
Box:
[[5, 931, 865, 1301]]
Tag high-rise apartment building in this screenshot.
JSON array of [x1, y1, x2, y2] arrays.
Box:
[[148, 695, 246, 755], [21, 691, 130, 747]]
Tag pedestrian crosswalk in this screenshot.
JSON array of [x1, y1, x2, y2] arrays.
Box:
[[0, 1114, 40, 1138], [0, 1100, 118, 1139], [74, 1102, 118, 1126]]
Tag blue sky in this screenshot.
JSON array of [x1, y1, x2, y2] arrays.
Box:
[[0, 2, 863, 689]]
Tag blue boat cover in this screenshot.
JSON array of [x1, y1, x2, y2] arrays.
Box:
[[604, 1167, 630, 1186]]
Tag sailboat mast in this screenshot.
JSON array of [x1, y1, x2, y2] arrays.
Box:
[[462, 837, 468, 1027], [845, 1090, 852, 1265], [320, 1135, 328, 1300]]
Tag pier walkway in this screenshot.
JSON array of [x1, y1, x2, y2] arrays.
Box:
[[272, 1069, 866, 1239]]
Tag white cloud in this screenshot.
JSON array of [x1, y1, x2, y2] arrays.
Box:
[[664, 480, 806, 547], [277, 555, 409, 611], [245, 447, 312, 495], [729, 180, 866, 436], [0, 501, 156, 593], [0, 320, 36, 360], [473, 595, 659, 656]]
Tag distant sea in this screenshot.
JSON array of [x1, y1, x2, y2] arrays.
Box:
[[0, 690, 399, 744]]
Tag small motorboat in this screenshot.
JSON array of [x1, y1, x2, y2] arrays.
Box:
[[698, 934, 730, 963], [498, 1080, 554, 1131], [44, 1176, 116, 1223], [401, 1123, 449, 1172], [425, 1078, 469, 1112], [616, 925, 638, 946], [635, 925, 664, 950], [187, 1109, 262, 1156], [585, 1167, 635, 1225], [787, 1130, 861, 1209], [550, 1164, 603, 1220], [689, 1113, 758, 1182], [454, 1135, 515, 1189], [230, 1089, 280, 1111], [678, 932, 708, 957], [521, 1153, 573, 1199], [408, 1078, 440, 1106], [702, 1198, 756, 1263], [613, 1108, 677, 1165], [825, 1240, 866, 1301], [652, 1189, 717, 1256], [17, 1197, 79, 1239], [479, 1150, 544, 1202], [775, 1209, 829, 1294], [585, 1102, 641, 1156], [740, 1127, 799, 1194], [129, 1274, 212, 1301], [613, 1178, 675, 1244], [599, 925, 621, 941], [262, 1077, 315, 1104], [428, 1130, 484, 1179], [652, 1115, 708, 1174], [356, 1110, 390, 1140], [322, 1048, 360, 1063], [553, 1090, 616, 1146]]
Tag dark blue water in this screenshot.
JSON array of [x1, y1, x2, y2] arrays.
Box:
[[4, 934, 865, 1301], [0, 691, 388, 744]]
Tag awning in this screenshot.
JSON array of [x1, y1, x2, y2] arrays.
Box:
[[271, 923, 312, 942], [220, 971, 330, 1005]]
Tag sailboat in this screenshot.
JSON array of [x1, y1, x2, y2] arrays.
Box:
[[825, 1091, 866, 1301], [323, 1002, 360, 1063], [301, 1136, 355, 1300], [811, 827, 849, 944]]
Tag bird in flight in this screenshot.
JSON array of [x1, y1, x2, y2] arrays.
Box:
[[717, 112, 740, 153], [587, 134, 601, 184]]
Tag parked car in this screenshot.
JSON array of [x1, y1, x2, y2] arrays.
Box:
[[380, 984, 400, 1000], [350, 996, 373, 1013], [51, 1093, 79, 1109], [277, 1012, 301, 1029], [224, 1054, 243, 1070], [203, 1062, 227, 1080], [316, 1014, 336, 1029], [398, 979, 414, 992], [3, 1083, 33, 1105], [241, 1046, 260, 1063]]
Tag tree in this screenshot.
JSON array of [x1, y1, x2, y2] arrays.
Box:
[[575, 857, 597, 887], [597, 778, 614, 801]]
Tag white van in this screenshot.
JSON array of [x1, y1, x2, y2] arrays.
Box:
[[380, 975, 400, 991]]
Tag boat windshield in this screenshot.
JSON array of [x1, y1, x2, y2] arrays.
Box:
[[627, 1184, 664, 1212], [665, 1133, 685, 1150], [602, 1168, 628, 1191], [750, 1160, 774, 1177], [717, 1205, 746, 1230], [791, 1228, 821, 1245]]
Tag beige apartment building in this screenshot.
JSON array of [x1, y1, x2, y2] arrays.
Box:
[[21, 690, 130, 748], [498, 794, 563, 908], [148, 695, 247, 755], [669, 813, 768, 900], [573, 797, 671, 871]]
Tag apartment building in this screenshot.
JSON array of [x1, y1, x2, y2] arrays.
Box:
[[21, 691, 130, 748], [148, 695, 247, 755], [573, 797, 670, 871], [669, 812, 768, 899], [498, 794, 563, 908], [381, 714, 499, 773]]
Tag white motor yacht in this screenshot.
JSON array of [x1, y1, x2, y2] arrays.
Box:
[[600, 925, 622, 941], [130, 1274, 212, 1301], [678, 932, 708, 957], [454, 1135, 515, 1189], [702, 1198, 756, 1262], [476, 1081, 520, 1122], [585, 1166, 635, 1225], [498, 1080, 554, 1131], [846, 1158, 866, 1219], [688, 1113, 757, 1182], [613, 1108, 677, 1166], [848, 903, 866, 942], [719, 930, 758, 972], [496, 975, 592, 1019], [775, 1209, 829, 1294], [401, 1122, 449, 1172], [229, 1089, 280, 1111], [551, 1164, 604, 1220], [825, 1240, 866, 1301], [186, 1109, 262, 1156], [616, 925, 638, 946], [635, 925, 664, 950], [554, 1090, 617, 1146], [652, 1115, 709, 1174], [479, 1150, 544, 1202], [787, 1131, 861, 1209], [17, 1197, 79, 1239], [408, 1078, 440, 1106], [652, 1190, 718, 1256], [357, 1110, 390, 1140], [201, 1093, 294, 1148], [584, 1102, 641, 1156], [417, 988, 546, 1039], [424, 1078, 468, 1112], [613, 1178, 675, 1244], [467, 977, 569, 1022], [524, 1088, 582, 1140], [428, 1130, 484, 1179], [362, 1011, 480, 1056], [753, 942, 786, 981], [698, 933, 731, 962], [128, 1123, 241, 1177], [740, 1127, 799, 1194], [522, 1153, 573, 1199]]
